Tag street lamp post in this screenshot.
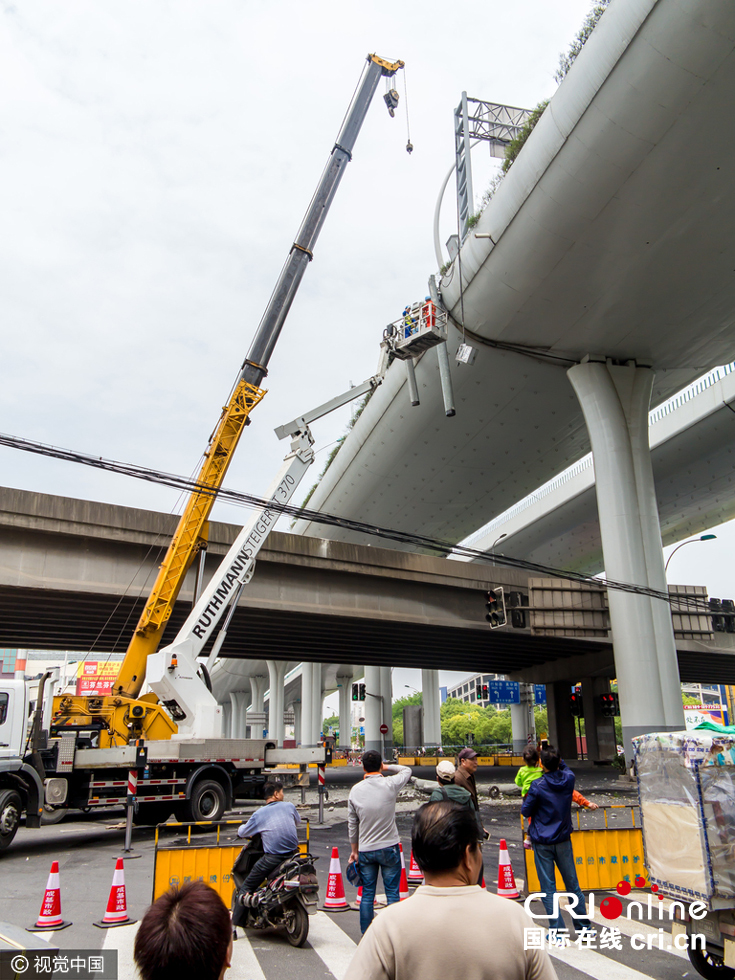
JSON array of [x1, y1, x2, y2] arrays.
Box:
[[491, 533, 507, 566], [664, 534, 717, 574]]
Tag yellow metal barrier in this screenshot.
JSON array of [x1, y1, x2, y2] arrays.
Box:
[[152, 818, 310, 904], [522, 805, 646, 892]]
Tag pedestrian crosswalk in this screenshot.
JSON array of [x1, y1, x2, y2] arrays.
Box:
[[41, 896, 697, 980]]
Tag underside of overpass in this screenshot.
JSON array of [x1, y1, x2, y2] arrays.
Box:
[[2, 582, 734, 685]]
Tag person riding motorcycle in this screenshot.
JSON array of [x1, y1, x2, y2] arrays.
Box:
[[236, 780, 301, 904]]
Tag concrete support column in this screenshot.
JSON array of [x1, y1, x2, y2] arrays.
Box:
[[510, 683, 535, 752], [338, 671, 354, 751], [364, 665, 382, 753], [266, 661, 287, 746], [421, 669, 442, 748], [380, 666, 393, 753], [300, 662, 314, 746], [229, 691, 247, 739], [568, 360, 684, 752], [292, 700, 301, 744], [580, 677, 617, 762], [312, 664, 323, 743], [222, 700, 232, 739], [249, 676, 267, 713], [546, 681, 578, 760]]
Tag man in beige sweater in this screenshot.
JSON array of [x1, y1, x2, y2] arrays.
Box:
[[345, 800, 556, 980]]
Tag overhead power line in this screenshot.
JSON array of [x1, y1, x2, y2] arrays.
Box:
[[0, 430, 711, 612]]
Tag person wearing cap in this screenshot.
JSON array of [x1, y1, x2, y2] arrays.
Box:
[[430, 760, 485, 884], [344, 801, 557, 980], [454, 747, 480, 810]]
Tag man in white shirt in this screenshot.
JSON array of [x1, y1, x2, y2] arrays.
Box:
[[345, 800, 557, 980], [347, 750, 412, 933]]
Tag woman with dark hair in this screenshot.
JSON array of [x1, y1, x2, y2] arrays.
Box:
[[134, 881, 232, 980], [345, 801, 557, 980]]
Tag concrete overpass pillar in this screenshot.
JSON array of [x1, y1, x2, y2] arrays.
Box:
[[510, 683, 535, 752], [300, 663, 314, 746], [364, 666, 382, 753], [266, 661, 286, 746], [568, 360, 684, 753], [312, 664, 323, 743], [546, 681, 578, 760], [338, 671, 354, 751], [249, 675, 266, 713], [580, 677, 617, 762], [291, 699, 301, 744], [229, 691, 247, 739], [222, 699, 232, 739], [421, 669, 441, 748], [380, 666, 393, 754]]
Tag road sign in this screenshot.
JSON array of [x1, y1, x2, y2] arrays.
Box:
[[379, 723, 389, 734], [487, 680, 520, 704], [534, 684, 547, 705]]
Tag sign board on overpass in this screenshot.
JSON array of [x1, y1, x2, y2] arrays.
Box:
[[487, 680, 520, 704]]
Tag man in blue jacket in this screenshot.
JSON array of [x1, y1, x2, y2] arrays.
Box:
[[521, 745, 595, 941]]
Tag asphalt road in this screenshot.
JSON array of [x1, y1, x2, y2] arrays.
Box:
[[0, 765, 698, 980]]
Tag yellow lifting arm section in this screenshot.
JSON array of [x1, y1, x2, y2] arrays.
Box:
[[50, 53, 403, 748], [113, 379, 266, 699]]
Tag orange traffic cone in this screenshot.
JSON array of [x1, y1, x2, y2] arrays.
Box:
[[29, 860, 72, 931], [481, 875, 486, 889], [322, 847, 350, 911], [398, 843, 410, 900], [497, 839, 520, 899], [407, 850, 424, 886], [94, 858, 136, 928], [354, 885, 362, 907]]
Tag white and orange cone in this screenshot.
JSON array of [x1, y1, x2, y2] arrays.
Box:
[[407, 850, 424, 886], [29, 860, 72, 931], [94, 858, 136, 928], [322, 847, 350, 911], [398, 843, 410, 900], [497, 839, 520, 899], [354, 885, 362, 907]]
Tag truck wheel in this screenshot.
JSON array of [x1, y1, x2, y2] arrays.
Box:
[[688, 945, 735, 980], [133, 803, 175, 826], [41, 805, 67, 826], [0, 790, 22, 851], [189, 780, 227, 822]]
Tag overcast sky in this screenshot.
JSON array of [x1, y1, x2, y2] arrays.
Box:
[[2, 2, 733, 696]]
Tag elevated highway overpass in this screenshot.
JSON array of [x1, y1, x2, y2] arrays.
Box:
[[2, 485, 735, 756], [292, 0, 735, 749], [463, 362, 735, 572]]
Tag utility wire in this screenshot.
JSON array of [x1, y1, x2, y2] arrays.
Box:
[[0, 430, 712, 612]]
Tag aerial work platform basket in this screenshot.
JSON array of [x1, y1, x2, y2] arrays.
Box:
[[383, 300, 448, 360]]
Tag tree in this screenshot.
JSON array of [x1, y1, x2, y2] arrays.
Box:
[[322, 713, 339, 731]]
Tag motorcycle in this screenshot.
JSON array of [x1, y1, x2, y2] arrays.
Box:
[[231, 834, 319, 947]]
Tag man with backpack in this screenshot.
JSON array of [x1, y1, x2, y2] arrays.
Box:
[[429, 760, 486, 883]]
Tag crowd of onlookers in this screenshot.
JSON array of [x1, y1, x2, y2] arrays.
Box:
[[134, 743, 597, 980]]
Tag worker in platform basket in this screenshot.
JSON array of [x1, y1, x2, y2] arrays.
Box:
[[236, 780, 301, 903], [344, 800, 557, 980], [134, 881, 232, 980]]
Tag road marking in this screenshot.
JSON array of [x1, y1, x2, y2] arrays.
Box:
[[586, 902, 688, 960], [549, 944, 661, 979], [101, 922, 139, 978], [307, 911, 357, 980], [230, 929, 267, 980]]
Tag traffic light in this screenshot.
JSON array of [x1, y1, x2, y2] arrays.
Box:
[[569, 691, 583, 717], [508, 591, 528, 629], [482, 684, 489, 700], [476, 683, 482, 701], [352, 683, 366, 701], [599, 693, 617, 717], [485, 588, 506, 628], [360, 683, 366, 700]]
